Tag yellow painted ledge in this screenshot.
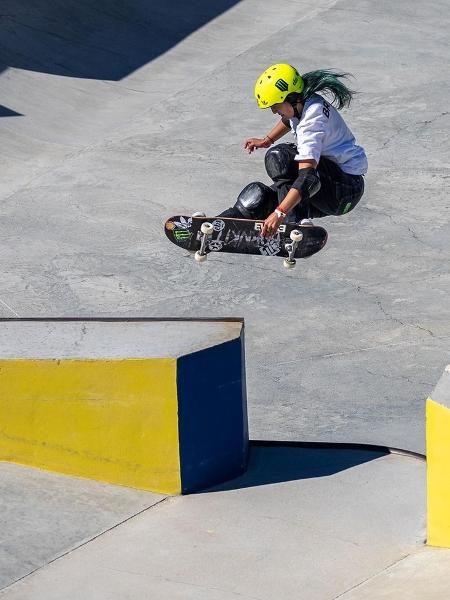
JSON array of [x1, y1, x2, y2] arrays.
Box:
[[0, 358, 181, 494], [426, 398, 450, 547]]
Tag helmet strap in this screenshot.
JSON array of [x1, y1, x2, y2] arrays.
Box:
[[286, 93, 303, 119], [291, 101, 303, 119]]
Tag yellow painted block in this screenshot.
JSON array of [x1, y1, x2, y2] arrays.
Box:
[[427, 398, 450, 547], [0, 358, 181, 494]]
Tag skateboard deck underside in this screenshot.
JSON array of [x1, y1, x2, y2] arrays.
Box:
[[165, 216, 327, 259]]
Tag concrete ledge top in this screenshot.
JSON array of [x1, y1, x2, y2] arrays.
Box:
[[0, 319, 243, 359], [430, 365, 450, 408]]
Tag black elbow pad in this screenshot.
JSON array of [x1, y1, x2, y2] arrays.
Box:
[[291, 168, 321, 201]]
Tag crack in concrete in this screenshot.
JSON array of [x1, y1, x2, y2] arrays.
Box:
[[272, 335, 450, 366], [415, 111, 450, 130], [335, 271, 448, 293], [373, 297, 435, 337], [103, 566, 266, 600], [324, 276, 438, 339], [378, 127, 405, 151], [73, 324, 88, 349], [375, 111, 450, 152], [359, 206, 433, 250], [365, 368, 434, 387], [376, 296, 435, 337], [332, 552, 413, 599], [0, 297, 21, 317]]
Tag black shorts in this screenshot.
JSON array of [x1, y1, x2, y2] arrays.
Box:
[[270, 143, 365, 222]]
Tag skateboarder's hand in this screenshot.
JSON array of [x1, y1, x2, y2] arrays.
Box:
[[261, 212, 284, 238], [244, 137, 271, 154]]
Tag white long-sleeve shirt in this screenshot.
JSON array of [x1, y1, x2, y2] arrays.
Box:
[[289, 93, 368, 175]]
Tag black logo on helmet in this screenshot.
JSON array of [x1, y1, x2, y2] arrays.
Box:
[[275, 79, 289, 92]]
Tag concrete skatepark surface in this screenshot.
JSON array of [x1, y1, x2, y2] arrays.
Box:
[[0, 446, 428, 599], [1, 0, 449, 598], [0, 0, 449, 453]]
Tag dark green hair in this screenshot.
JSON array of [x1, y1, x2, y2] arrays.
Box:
[[289, 69, 355, 110]]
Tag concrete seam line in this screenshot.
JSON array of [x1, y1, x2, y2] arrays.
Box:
[[331, 552, 414, 600], [271, 335, 450, 365], [0, 496, 171, 593]]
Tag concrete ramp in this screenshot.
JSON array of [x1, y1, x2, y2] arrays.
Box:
[[0, 461, 163, 590], [0, 0, 242, 80], [0, 444, 426, 599]]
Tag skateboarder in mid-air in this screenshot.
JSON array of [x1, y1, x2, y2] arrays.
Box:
[[203, 64, 368, 238]]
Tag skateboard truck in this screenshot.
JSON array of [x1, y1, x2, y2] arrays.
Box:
[[194, 222, 214, 262], [283, 229, 303, 269]]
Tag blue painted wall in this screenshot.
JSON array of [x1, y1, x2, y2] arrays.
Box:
[[177, 332, 249, 493]]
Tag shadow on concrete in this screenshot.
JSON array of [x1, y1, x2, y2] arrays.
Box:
[[0, 0, 241, 80], [0, 105, 22, 117], [203, 441, 389, 492]]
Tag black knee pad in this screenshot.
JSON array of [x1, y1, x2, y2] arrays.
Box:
[[264, 144, 298, 182], [235, 182, 277, 219]]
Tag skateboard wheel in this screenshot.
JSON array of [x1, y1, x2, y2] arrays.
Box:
[[194, 251, 207, 262], [290, 230, 303, 242], [201, 222, 214, 235], [283, 258, 296, 269]]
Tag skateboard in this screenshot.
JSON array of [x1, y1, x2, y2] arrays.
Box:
[[164, 215, 327, 269]]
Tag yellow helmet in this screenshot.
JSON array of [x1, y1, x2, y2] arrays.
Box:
[[254, 63, 304, 108]]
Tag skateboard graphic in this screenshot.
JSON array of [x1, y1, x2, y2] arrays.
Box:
[[165, 215, 327, 269]]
